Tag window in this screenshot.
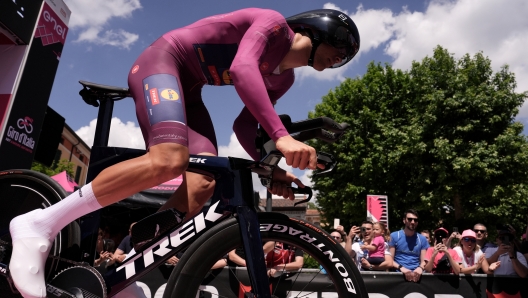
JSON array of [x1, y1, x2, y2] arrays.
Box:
[[52, 150, 61, 168], [75, 166, 82, 184]]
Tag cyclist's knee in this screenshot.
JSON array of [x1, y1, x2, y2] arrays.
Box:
[[148, 143, 189, 182], [197, 174, 216, 192]]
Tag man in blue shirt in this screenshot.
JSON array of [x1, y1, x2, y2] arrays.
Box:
[[389, 209, 429, 282]]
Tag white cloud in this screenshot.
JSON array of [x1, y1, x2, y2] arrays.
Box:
[[65, 0, 141, 49], [379, 0, 528, 116], [324, 0, 528, 117], [75, 117, 145, 149]]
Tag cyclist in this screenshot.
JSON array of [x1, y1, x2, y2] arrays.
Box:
[[9, 8, 359, 297]]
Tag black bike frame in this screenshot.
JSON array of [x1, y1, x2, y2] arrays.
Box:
[[82, 93, 274, 296], [101, 153, 272, 296]]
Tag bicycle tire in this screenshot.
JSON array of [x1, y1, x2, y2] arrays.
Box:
[[163, 212, 367, 298], [0, 169, 78, 285]]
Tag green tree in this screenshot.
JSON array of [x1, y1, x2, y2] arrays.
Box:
[[310, 46, 528, 233], [31, 159, 75, 177]]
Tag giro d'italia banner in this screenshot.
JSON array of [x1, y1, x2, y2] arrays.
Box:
[[132, 268, 528, 298], [367, 194, 389, 228], [0, 0, 70, 170]]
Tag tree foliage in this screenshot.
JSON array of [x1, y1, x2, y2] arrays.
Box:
[[310, 46, 528, 234], [31, 159, 75, 177]]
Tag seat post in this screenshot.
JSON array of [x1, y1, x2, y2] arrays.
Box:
[[93, 99, 114, 147]]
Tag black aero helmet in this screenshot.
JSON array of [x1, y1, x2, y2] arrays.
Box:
[[286, 9, 360, 68]]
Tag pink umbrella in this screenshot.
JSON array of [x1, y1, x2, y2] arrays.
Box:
[[51, 171, 78, 192]]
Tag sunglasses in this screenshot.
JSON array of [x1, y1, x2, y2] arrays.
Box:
[[406, 217, 418, 223], [473, 229, 486, 234], [462, 237, 476, 243], [332, 235, 342, 240]]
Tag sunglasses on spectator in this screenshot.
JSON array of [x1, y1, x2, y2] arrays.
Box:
[[406, 217, 418, 222], [332, 235, 341, 240], [462, 237, 476, 243], [473, 229, 486, 234]]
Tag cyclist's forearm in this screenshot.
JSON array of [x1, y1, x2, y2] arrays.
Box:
[[233, 107, 260, 160]]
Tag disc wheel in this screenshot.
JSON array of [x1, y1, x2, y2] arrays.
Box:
[[164, 212, 367, 298]]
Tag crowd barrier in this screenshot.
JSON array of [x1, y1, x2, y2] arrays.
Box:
[[134, 266, 528, 298]]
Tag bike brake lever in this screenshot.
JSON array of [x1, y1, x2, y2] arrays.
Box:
[[314, 152, 337, 175], [291, 186, 312, 206]]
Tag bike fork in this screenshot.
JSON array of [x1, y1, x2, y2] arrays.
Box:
[[236, 206, 272, 298]]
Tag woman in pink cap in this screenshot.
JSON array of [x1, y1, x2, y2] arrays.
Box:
[[453, 229, 500, 274]]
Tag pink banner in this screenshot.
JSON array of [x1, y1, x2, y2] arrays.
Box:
[[367, 194, 389, 228]]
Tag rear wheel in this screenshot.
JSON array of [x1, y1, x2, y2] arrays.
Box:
[[0, 169, 78, 296], [164, 212, 367, 298]]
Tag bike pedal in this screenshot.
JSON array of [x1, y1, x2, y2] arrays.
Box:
[[131, 208, 186, 251]]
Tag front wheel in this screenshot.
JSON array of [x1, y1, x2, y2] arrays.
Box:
[[164, 212, 367, 298]]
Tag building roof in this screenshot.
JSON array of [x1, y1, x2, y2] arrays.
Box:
[[259, 197, 307, 209]]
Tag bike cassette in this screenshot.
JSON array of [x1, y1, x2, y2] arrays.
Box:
[[49, 265, 107, 298]]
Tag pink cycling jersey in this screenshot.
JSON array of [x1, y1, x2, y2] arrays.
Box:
[[128, 8, 295, 159]]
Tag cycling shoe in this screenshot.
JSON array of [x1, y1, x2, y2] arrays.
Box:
[[131, 208, 185, 251]]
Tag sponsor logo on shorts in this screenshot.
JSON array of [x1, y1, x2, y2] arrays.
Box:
[[150, 88, 160, 105], [160, 89, 179, 101], [153, 134, 187, 141], [132, 65, 140, 74]]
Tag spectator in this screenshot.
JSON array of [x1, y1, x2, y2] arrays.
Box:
[[330, 228, 346, 248], [421, 230, 432, 246], [473, 223, 497, 253], [361, 222, 387, 266], [522, 226, 528, 261], [346, 221, 393, 271], [389, 209, 429, 282], [485, 229, 528, 277], [228, 241, 303, 277], [423, 228, 461, 274], [360, 222, 393, 271], [454, 229, 499, 274], [265, 242, 304, 278], [112, 222, 136, 264]]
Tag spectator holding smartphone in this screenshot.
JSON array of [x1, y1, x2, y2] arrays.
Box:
[[486, 229, 528, 277], [454, 229, 499, 274], [424, 228, 461, 274]]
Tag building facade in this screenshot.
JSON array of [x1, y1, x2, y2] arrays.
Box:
[[56, 123, 90, 186]]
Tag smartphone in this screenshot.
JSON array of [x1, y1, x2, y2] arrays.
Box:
[[503, 235, 510, 246], [435, 234, 444, 245], [334, 218, 340, 229], [103, 239, 115, 252], [361, 227, 366, 233], [453, 227, 459, 234]]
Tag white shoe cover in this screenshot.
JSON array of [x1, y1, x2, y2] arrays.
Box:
[[9, 237, 51, 298]]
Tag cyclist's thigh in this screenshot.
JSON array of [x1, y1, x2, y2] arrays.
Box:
[[128, 38, 190, 150], [186, 90, 218, 156]]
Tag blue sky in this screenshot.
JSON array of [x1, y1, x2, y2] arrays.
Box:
[[50, 0, 528, 195]]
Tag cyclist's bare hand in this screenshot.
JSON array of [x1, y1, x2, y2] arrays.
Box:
[[269, 167, 304, 200], [276, 135, 317, 170]]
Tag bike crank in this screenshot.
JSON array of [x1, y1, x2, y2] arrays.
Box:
[[49, 265, 107, 298]]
